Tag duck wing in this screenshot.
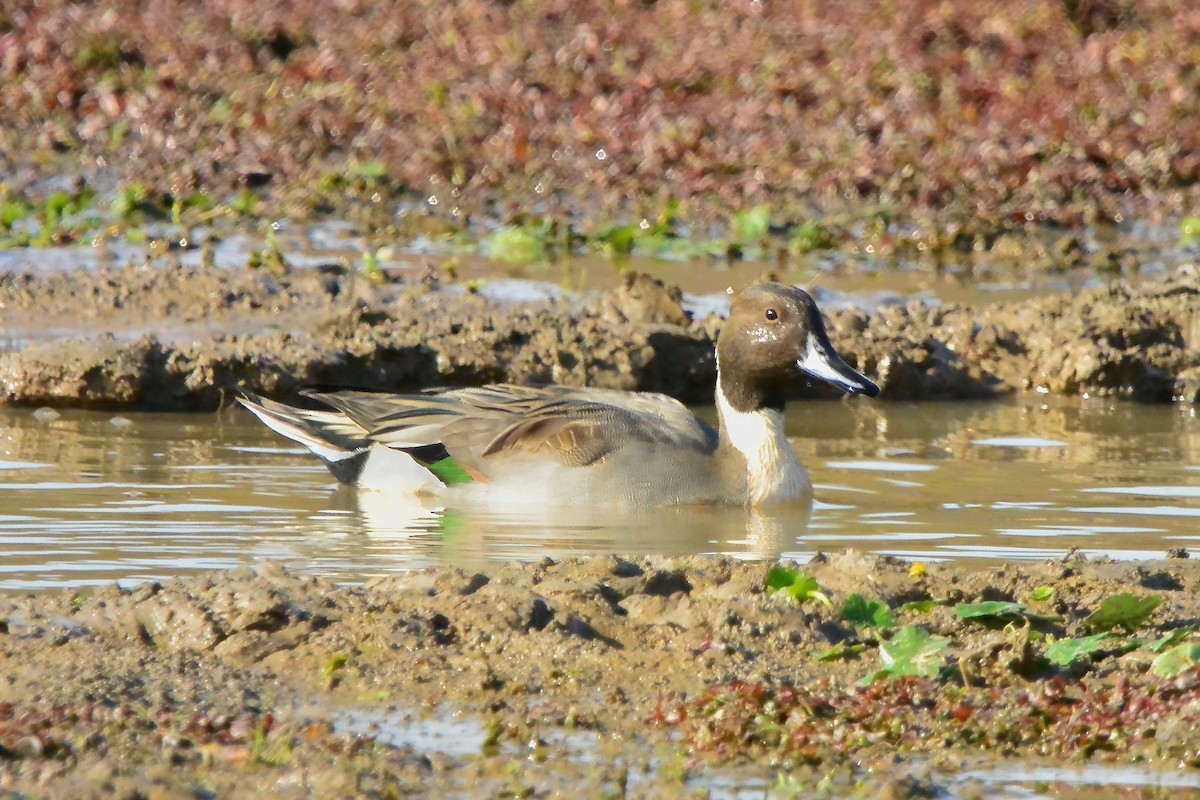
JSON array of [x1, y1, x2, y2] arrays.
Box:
[[302, 384, 718, 480]]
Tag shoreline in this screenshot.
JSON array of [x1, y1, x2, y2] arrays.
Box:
[[3, 553, 1199, 796]]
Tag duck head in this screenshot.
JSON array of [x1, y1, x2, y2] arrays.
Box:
[[716, 283, 880, 412]]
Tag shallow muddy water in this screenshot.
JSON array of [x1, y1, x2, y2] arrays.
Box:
[[0, 396, 1195, 590], [0, 219, 1185, 318]]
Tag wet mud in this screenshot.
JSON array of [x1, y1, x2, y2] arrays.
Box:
[[3, 553, 1200, 797], [0, 266, 1196, 409]]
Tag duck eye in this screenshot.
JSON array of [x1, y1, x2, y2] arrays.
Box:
[[765, 308, 778, 321]]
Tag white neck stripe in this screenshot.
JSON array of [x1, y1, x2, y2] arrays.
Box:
[[716, 377, 810, 505]]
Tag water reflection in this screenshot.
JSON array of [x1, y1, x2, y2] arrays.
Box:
[[0, 396, 1194, 589], [343, 488, 809, 568]]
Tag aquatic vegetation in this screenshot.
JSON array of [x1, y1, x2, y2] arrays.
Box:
[[894, 598, 940, 615], [1144, 628, 1192, 653], [111, 182, 154, 221], [484, 222, 552, 266], [26, 189, 99, 247], [788, 221, 837, 255], [1181, 216, 1200, 247], [731, 206, 771, 246], [229, 189, 261, 218], [657, 577, 1200, 767], [0, 196, 32, 231], [351, 161, 389, 185]]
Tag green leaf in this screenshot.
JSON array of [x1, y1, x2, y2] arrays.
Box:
[[1029, 586, 1055, 603], [954, 601, 1027, 626], [1045, 633, 1110, 666], [1085, 593, 1162, 633], [874, 625, 950, 680], [841, 594, 896, 630], [1144, 628, 1192, 654], [896, 599, 937, 615], [815, 642, 866, 662], [765, 567, 832, 609], [1152, 643, 1200, 679], [765, 566, 800, 592], [857, 669, 890, 687]]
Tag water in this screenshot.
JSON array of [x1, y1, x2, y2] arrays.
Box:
[[0, 396, 1195, 590]]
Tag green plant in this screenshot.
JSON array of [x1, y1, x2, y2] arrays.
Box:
[[1180, 216, 1200, 246], [1029, 586, 1055, 602], [1045, 633, 1110, 666], [859, 625, 950, 685], [765, 567, 832, 608], [1085, 593, 1162, 634], [485, 223, 550, 265], [955, 601, 1028, 627], [230, 188, 260, 217], [731, 205, 770, 244], [841, 594, 896, 630], [1152, 643, 1200, 678]]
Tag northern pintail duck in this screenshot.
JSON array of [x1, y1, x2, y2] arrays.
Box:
[[239, 283, 879, 507]]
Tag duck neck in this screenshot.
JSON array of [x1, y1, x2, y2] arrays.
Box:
[[715, 369, 811, 506]]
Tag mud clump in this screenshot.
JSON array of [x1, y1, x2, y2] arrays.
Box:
[[3, 554, 1200, 795], [0, 267, 1197, 408]]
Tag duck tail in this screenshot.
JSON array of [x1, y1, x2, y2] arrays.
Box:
[[236, 392, 375, 484], [236, 393, 450, 492]]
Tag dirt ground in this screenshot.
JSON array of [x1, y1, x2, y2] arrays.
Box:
[[2, 552, 1200, 797], [0, 265, 1196, 410]]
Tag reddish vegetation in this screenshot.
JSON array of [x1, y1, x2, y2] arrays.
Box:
[[3, 0, 1200, 236], [658, 671, 1200, 765]]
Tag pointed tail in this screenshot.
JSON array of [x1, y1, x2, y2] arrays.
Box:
[[236, 393, 448, 492], [236, 393, 375, 484]]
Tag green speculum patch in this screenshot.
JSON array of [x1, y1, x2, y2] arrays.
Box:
[[427, 457, 474, 486]]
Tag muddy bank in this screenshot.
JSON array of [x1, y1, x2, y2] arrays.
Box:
[[0, 266, 1196, 409], [3, 553, 1200, 797]]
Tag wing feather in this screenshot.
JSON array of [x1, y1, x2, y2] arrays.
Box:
[[303, 384, 718, 479]]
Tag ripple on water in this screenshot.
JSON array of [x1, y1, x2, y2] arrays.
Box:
[[825, 460, 938, 472], [1082, 485, 1200, 498], [0, 396, 1195, 589], [971, 436, 1068, 448], [0, 460, 52, 470]]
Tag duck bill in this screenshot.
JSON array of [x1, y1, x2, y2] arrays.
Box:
[[797, 336, 881, 397]]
